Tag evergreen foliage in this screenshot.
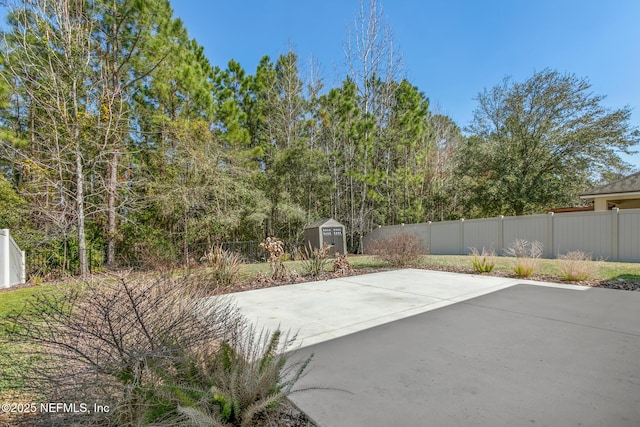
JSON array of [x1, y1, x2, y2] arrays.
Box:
[[0, 1, 635, 277]]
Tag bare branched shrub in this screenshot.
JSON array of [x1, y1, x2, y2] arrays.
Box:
[[504, 239, 543, 277], [202, 245, 244, 287], [367, 233, 427, 267], [470, 247, 496, 273], [302, 243, 331, 278], [260, 237, 287, 280], [2, 273, 310, 426], [333, 252, 354, 277], [558, 251, 599, 281]]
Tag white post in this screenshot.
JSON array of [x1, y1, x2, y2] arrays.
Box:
[[21, 250, 26, 285], [1, 229, 9, 288], [611, 208, 619, 262], [546, 212, 554, 259]]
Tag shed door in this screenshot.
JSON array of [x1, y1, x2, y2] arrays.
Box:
[[322, 227, 344, 254]]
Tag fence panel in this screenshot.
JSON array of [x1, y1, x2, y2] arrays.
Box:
[[0, 229, 7, 287], [362, 223, 431, 253], [618, 209, 640, 262], [1, 229, 25, 287], [400, 223, 430, 250], [503, 214, 549, 256], [9, 237, 22, 285], [553, 211, 612, 259], [362, 225, 403, 251], [463, 218, 501, 254], [430, 221, 461, 255], [363, 209, 640, 262]]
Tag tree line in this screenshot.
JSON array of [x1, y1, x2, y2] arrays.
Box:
[[0, 0, 636, 277]]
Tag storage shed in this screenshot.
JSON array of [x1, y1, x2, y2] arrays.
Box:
[[303, 218, 347, 256]]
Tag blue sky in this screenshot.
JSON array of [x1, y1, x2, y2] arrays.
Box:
[[171, 0, 640, 169]]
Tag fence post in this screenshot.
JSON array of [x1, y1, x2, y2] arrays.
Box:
[[1, 229, 9, 287], [20, 250, 25, 285], [427, 221, 432, 253], [546, 212, 554, 258], [611, 208, 619, 262], [498, 216, 504, 255], [459, 219, 465, 255]]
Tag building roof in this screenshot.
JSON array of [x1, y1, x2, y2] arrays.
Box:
[[304, 218, 344, 229], [580, 171, 640, 197], [547, 206, 594, 213]]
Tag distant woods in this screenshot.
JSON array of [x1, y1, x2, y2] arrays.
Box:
[[0, 0, 636, 277]]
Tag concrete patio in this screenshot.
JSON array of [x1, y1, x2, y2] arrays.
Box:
[[228, 270, 640, 426]]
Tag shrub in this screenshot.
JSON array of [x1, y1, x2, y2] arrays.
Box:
[[333, 252, 354, 277], [367, 233, 427, 267], [202, 245, 244, 287], [2, 273, 310, 426], [504, 239, 543, 278], [175, 330, 311, 427], [470, 247, 496, 273], [558, 251, 598, 281], [505, 239, 543, 277], [301, 243, 331, 278], [260, 237, 287, 280]]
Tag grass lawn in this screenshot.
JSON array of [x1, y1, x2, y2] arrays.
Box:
[[0, 286, 56, 400], [0, 285, 61, 320]]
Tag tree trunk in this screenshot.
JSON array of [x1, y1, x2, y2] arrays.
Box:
[[76, 150, 88, 277], [106, 151, 118, 265]]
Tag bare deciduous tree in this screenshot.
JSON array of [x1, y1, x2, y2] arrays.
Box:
[[2, 0, 99, 276]]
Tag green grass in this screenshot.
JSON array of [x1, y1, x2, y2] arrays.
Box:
[[0, 284, 67, 400], [0, 286, 60, 322]]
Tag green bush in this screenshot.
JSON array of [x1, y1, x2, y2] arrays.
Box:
[[470, 247, 496, 273], [175, 330, 311, 427]]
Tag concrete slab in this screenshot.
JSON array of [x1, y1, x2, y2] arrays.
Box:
[[289, 284, 640, 427], [228, 269, 583, 347]]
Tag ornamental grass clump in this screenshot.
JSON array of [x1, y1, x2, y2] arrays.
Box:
[[176, 329, 312, 427], [202, 245, 244, 287], [469, 247, 496, 273], [504, 239, 543, 278], [302, 243, 331, 278], [558, 251, 598, 281]]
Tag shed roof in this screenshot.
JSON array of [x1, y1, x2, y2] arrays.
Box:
[[304, 218, 343, 229], [580, 171, 640, 197]]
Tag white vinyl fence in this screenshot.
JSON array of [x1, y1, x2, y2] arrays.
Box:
[[0, 229, 26, 288], [363, 208, 640, 262]]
